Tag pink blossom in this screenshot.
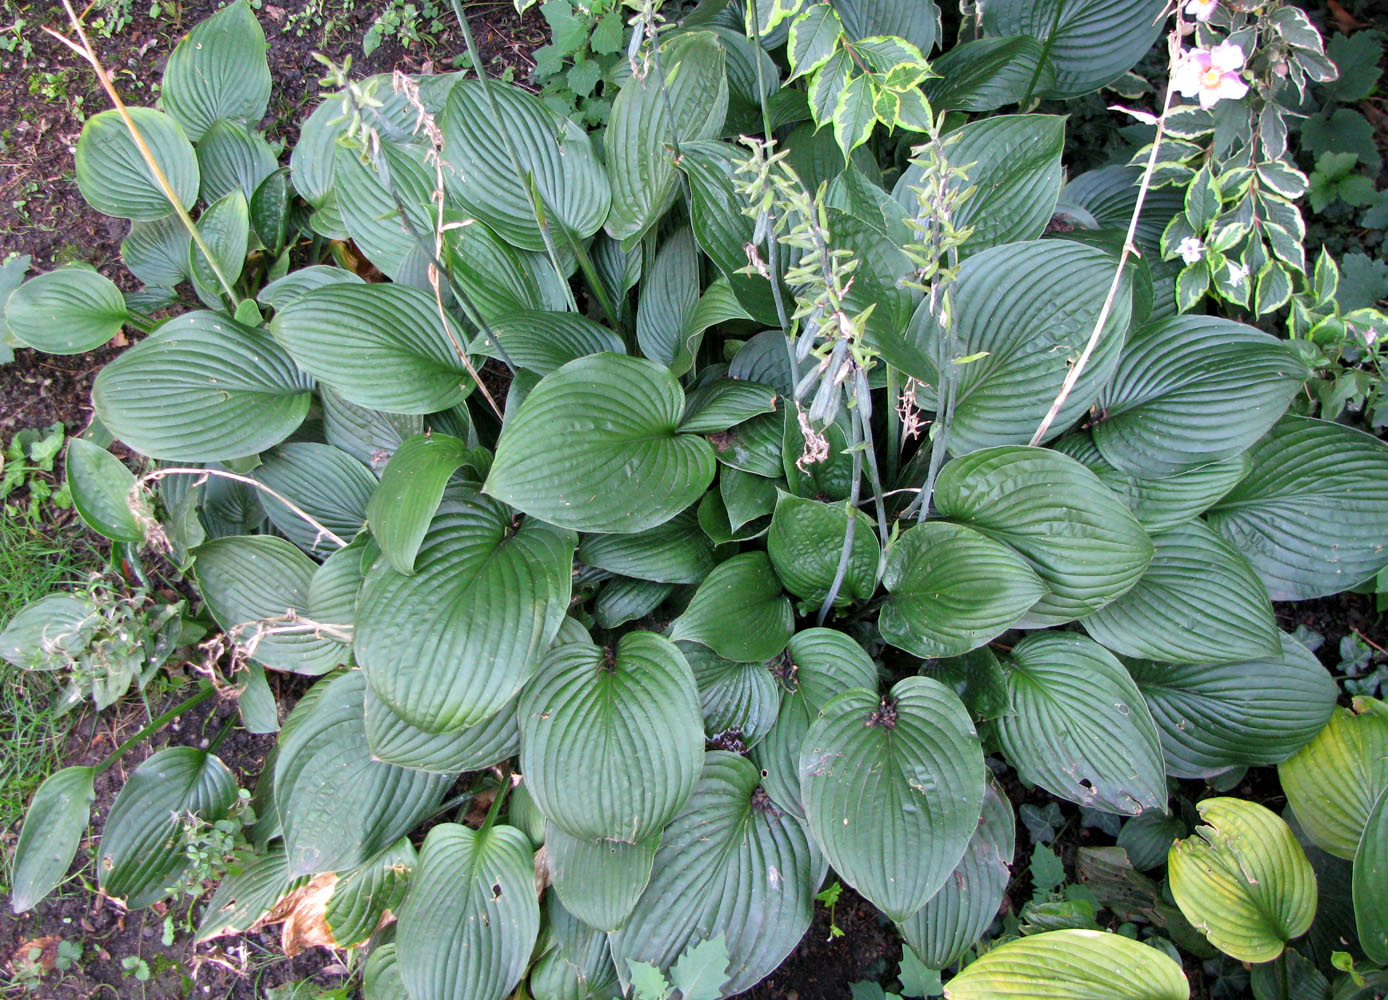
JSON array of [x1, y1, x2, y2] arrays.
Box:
[[1177, 236, 1205, 265], [1185, 0, 1218, 22], [1172, 41, 1249, 109]]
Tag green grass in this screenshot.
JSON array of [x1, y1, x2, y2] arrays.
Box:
[[0, 515, 104, 894]]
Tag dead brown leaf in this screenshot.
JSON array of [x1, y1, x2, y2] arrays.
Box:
[[252, 872, 341, 957], [8, 937, 61, 977]]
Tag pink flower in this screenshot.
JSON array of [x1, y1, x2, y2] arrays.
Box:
[[1177, 236, 1205, 265], [1172, 41, 1249, 109], [1185, 0, 1218, 22]]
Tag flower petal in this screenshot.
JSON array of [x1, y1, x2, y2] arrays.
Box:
[[1210, 41, 1245, 73]]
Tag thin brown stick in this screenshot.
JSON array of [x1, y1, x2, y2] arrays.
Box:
[[135, 467, 351, 549]]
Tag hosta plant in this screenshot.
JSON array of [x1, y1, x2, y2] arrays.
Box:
[[7, 0, 1388, 997]]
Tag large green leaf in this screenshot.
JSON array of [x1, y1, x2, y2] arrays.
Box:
[[93, 312, 312, 461], [606, 31, 728, 247], [898, 780, 1014, 971], [274, 671, 451, 877], [879, 240, 1131, 453], [544, 824, 658, 933], [879, 521, 1046, 659], [1169, 797, 1317, 963], [122, 215, 191, 290], [767, 493, 880, 606], [944, 928, 1189, 999], [159, 0, 270, 141], [196, 845, 304, 941], [441, 79, 610, 251], [99, 747, 238, 907], [669, 552, 793, 662], [1127, 633, 1337, 779], [980, 0, 1167, 99], [66, 438, 142, 543], [5, 269, 127, 354], [252, 442, 376, 556], [444, 219, 568, 324], [0, 594, 98, 669], [188, 190, 250, 307], [356, 492, 575, 731], [636, 226, 701, 373], [1205, 416, 1388, 600], [834, 0, 939, 52], [366, 434, 479, 574], [754, 629, 880, 817], [320, 388, 422, 475], [935, 446, 1152, 625], [196, 535, 350, 675], [331, 140, 434, 283], [10, 766, 95, 913], [363, 685, 520, 774], [1082, 521, 1281, 664], [519, 630, 703, 842], [996, 633, 1166, 815], [474, 310, 625, 376], [679, 641, 782, 748], [924, 36, 1054, 113], [324, 839, 416, 948], [1092, 316, 1306, 478], [196, 119, 277, 204], [271, 283, 474, 414], [396, 823, 540, 1000], [486, 354, 716, 534], [1280, 698, 1388, 860], [800, 677, 985, 922], [578, 509, 713, 585], [892, 115, 1065, 257], [1355, 786, 1388, 965], [609, 752, 823, 997], [75, 107, 199, 220], [530, 893, 622, 1000]]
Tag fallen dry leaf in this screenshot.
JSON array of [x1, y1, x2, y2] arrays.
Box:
[[9, 937, 61, 977]]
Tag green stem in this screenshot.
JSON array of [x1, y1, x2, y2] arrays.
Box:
[[817, 409, 865, 626], [478, 765, 514, 835], [884, 364, 902, 486], [93, 683, 216, 777], [205, 712, 237, 756]]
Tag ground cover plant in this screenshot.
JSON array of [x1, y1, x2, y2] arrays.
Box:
[[3, 0, 1388, 997]]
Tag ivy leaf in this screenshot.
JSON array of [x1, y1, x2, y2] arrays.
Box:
[[628, 962, 671, 1000]]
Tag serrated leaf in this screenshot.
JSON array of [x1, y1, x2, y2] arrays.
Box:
[[669, 552, 793, 662], [788, 4, 843, 79], [1169, 797, 1317, 963], [75, 108, 199, 220], [943, 928, 1189, 999], [996, 633, 1166, 815], [1280, 698, 1388, 860], [10, 767, 95, 912], [1082, 521, 1280, 664], [1205, 416, 1388, 601], [519, 630, 703, 842], [800, 677, 985, 921], [65, 438, 141, 543], [486, 354, 716, 534], [275, 672, 451, 877], [5, 269, 127, 355], [160, 0, 270, 141], [671, 932, 731, 1000]]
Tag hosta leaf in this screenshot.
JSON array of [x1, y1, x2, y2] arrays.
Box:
[[578, 509, 713, 585], [544, 824, 658, 932], [980, 0, 1167, 99], [252, 442, 376, 556], [356, 492, 575, 731], [196, 119, 277, 204], [835, 0, 939, 52], [66, 438, 142, 543], [367, 434, 480, 574], [879, 521, 1046, 659], [160, 0, 271, 141], [99, 747, 238, 907], [75, 108, 198, 220], [188, 189, 249, 307], [364, 942, 408, 1000], [332, 142, 434, 284], [1053, 432, 1250, 534], [1093, 316, 1306, 478], [474, 310, 625, 376], [1205, 416, 1388, 600], [258, 265, 363, 311], [669, 552, 793, 662], [1280, 698, 1388, 860], [5, 269, 127, 354], [271, 283, 474, 414], [879, 241, 1130, 453], [610, 752, 823, 997], [924, 36, 1054, 113], [800, 677, 985, 921], [10, 766, 95, 913], [1127, 633, 1337, 779], [363, 685, 520, 773], [755, 628, 879, 817], [711, 410, 786, 479], [275, 671, 451, 877], [93, 312, 312, 461], [892, 115, 1065, 257], [197, 845, 303, 941], [486, 354, 716, 534], [1355, 786, 1388, 964], [935, 446, 1152, 625], [679, 641, 782, 748], [767, 493, 880, 606], [1083, 521, 1280, 664], [720, 467, 778, 532], [122, 216, 191, 290], [196, 535, 350, 675], [444, 219, 568, 323], [320, 388, 421, 475], [595, 577, 675, 629], [440, 79, 610, 251], [637, 226, 701, 373], [396, 823, 540, 1000], [606, 32, 728, 247], [530, 894, 622, 1000], [1168, 798, 1317, 963], [944, 928, 1189, 999], [519, 630, 703, 842], [995, 633, 1167, 815], [898, 780, 1014, 970], [324, 838, 416, 948]]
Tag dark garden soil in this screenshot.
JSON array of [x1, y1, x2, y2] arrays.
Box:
[[2, 1, 1388, 998]]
